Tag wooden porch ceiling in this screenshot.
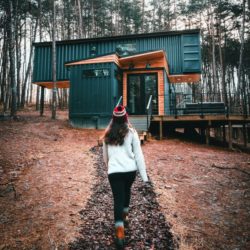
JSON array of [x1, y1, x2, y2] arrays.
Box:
[[34, 81, 70, 89]]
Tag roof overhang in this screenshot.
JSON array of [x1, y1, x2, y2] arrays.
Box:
[[33, 29, 200, 47], [65, 54, 120, 67]]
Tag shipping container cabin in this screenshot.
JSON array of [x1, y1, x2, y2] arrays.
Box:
[[33, 29, 201, 129]]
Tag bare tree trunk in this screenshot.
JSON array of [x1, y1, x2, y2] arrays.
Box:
[[238, 0, 247, 115], [4, 75, 11, 112], [65, 0, 71, 39], [115, 0, 120, 35], [210, 8, 217, 95], [52, 0, 57, 119], [141, 0, 145, 32], [29, 72, 33, 104], [14, 3, 21, 109], [5, 0, 17, 117], [36, 0, 42, 110], [91, 0, 95, 37], [77, 0, 83, 38], [0, 29, 8, 108], [21, 19, 38, 107], [218, 17, 228, 106]]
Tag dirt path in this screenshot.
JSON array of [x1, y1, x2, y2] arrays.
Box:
[[69, 146, 174, 250]]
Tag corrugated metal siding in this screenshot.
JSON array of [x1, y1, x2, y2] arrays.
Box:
[[182, 34, 201, 73], [69, 117, 111, 129], [69, 62, 119, 127], [69, 63, 113, 115], [33, 46, 52, 82], [33, 32, 201, 82]]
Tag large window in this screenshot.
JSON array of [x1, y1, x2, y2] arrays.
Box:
[[82, 69, 110, 78]]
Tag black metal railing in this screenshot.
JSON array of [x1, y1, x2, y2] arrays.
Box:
[[167, 92, 249, 117], [115, 96, 123, 107], [146, 95, 153, 130]]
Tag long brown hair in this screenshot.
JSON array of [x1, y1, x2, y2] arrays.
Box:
[[104, 116, 129, 145]]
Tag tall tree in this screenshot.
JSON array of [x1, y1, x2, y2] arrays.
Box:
[[52, 0, 57, 119], [5, 0, 17, 117], [238, 0, 247, 115]]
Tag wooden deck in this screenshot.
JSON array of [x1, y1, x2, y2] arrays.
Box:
[[152, 114, 250, 122], [151, 114, 250, 149]]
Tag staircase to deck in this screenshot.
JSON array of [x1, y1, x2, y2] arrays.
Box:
[[129, 115, 149, 143], [114, 95, 153, 143]]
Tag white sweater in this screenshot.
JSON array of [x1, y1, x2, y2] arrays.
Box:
[[103, 128, 148, 182]]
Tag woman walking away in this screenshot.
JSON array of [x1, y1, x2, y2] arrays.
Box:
[[103, 105, 149, 249]]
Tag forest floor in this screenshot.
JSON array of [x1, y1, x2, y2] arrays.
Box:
[[0, 107, 250, 250]]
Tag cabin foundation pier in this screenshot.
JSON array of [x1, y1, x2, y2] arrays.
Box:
[[243, 123, 248, 147], [206, 120, 212, 145], [159, 118, 163, 140], [40, 86, 45, 116], [206, 127, 210, 145], [228, 121, 232, 149]]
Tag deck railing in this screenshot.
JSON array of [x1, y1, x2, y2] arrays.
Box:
[[115, 96, 123, 107], [166, 93, 249, 117], [146, 95, 153, 130]]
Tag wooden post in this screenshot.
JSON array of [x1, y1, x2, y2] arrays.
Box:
[[200, 127, 205, 143], [228, 121, 232, 149], [159, 119, 163, 140], [206, 120, 212, 145], [223, 125, 226, 144], [206, 127, 210, 145], [40, 86, 44, 116], [243, 123, 247, 148]]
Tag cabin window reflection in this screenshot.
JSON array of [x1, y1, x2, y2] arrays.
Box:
[[82, 69, 110, 78], [116, 43, 136, 56]]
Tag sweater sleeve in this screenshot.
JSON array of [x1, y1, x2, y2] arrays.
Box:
[[103, 141, 108, 166], [132, 131, 149, 182]]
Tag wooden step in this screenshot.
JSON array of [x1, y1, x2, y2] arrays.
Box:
[[129, 115, 148, 132], [139, 131, 148, 144]]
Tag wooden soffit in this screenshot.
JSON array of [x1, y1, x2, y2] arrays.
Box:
[[119, 50, 165, 64], [168, 74, 201, 83], [33, 81, 70, 89], [119, 50, 169, 73]]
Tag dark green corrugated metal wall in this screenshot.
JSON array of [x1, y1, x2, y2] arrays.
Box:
[[33, 33, 201, 82], [69, 62, 120, 128]]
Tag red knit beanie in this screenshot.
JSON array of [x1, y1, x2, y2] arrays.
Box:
[[113, 105, 128, 122]]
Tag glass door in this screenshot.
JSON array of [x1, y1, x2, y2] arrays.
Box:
[[127, 73, 158, 115]]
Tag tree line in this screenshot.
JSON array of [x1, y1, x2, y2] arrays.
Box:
[[0, 0, 249, 116]]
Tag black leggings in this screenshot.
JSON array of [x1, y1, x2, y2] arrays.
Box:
[[108, 171, 136, 223]]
